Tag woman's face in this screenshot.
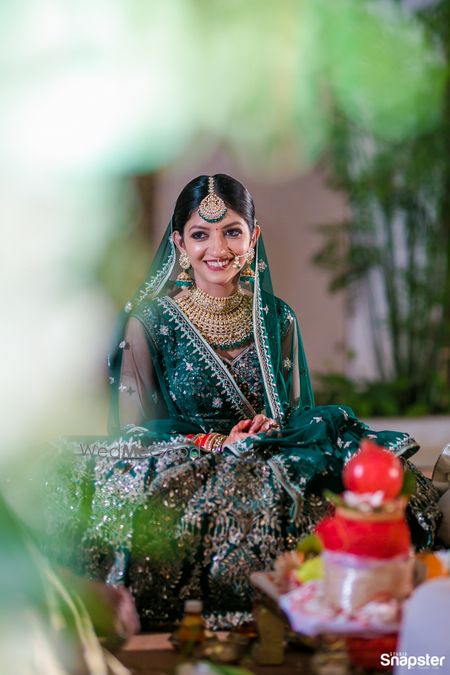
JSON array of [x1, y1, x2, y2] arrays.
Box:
[[173, 208, 259, 295]]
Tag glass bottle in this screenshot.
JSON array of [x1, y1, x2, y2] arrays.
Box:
[[178, 599, 205, 658]]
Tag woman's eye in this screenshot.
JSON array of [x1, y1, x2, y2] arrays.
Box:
[[191, 232, 207, 240], [226, 229, 242, 237]]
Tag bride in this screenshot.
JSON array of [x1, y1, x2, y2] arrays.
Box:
[[47, 174, 440, 630]]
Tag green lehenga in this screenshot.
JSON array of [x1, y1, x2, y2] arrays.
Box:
[[43, 222, 441, 630]]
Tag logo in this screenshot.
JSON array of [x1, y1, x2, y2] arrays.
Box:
[[380, 652, 446, 670], [77, 441, 146, 459]]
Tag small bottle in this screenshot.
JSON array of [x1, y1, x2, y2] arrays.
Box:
[[177, 599, 205, 657]]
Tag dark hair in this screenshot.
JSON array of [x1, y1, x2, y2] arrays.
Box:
[[172, 174, 255, 235]]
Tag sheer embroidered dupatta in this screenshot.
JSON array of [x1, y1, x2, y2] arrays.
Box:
[[107, 220, 314, 435]]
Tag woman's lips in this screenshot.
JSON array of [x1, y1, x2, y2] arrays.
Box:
[[204, 258, 233, 271]]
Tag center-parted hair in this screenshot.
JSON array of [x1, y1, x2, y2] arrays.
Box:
[[172, 174, 255, 235]]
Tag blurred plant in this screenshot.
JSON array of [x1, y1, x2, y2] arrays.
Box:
[[314, 0, 450, 415], [0, 0, 445, 178], [314, 371, 449, 417]]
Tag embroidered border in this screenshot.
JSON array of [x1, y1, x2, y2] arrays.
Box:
[[253, 244, 284, 424]]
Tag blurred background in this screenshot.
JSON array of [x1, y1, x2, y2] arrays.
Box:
[[1, 0, 449, 463], [1, 0, 450, 669], [2, 0, 450, 466], [1, 0, 450, 455]]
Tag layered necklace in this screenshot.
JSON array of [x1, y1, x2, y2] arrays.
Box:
[[175, 286, 253, 351]]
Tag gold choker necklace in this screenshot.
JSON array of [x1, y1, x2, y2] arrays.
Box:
[[190, 287, 244, 313], [175, 286, 253, 350]]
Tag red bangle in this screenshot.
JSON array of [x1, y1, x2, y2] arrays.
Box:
[[187, 433, 210, 448]]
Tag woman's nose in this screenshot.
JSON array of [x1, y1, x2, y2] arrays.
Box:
[[208, 232, 228, 256]]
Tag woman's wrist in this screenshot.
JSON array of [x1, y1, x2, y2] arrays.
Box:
[[187, 433, 208, 447], [187, 432, 226, 453], [205, 432, 227, 453]]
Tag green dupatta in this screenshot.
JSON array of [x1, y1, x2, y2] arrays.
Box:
[[108, 220, 314, 434]]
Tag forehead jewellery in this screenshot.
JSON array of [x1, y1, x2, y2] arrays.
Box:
[[198, 176, 227, 222]]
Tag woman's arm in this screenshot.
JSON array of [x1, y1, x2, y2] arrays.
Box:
[[115, 316, 167, 430]]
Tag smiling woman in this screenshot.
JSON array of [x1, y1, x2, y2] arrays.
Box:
[[172, 175, 258, 294], [176, 214, 254, 288], [173, 212, 258, 300], [45, 174, 441, 631]]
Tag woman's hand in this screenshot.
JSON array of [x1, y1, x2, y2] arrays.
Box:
[[247, 414, 279, 434], [223, 419, 257, 445], [223, 415, 279, 446]]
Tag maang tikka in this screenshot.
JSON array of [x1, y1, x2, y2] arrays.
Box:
[[198, 176, 227, 222]]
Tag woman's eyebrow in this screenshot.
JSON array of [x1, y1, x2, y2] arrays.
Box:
[[188, 221, 243, 232]]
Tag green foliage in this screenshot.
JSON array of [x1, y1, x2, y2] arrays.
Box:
[[314, 1, 450, 412], [314, 371, 449, 417]]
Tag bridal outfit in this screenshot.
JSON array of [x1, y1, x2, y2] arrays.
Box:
[[43, 222, 440, 630]]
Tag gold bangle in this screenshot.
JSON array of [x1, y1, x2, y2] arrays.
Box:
[[204, 432, 226, 453], [212, 433, 226, 451], [204, 433, 218, 451]]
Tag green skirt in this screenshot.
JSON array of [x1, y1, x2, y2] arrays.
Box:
[[41, 404, 440, 630]]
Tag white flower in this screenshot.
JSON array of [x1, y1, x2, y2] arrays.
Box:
[[119, 340, 127, 349], [185, 362, 193, 371], [118, 383, 127, 392], [343, 490, 385, 509], [212, 397, 222, 408], [258, 260, 267, 271], [263, 305, 269, 314], [159, 325, 169, 336]]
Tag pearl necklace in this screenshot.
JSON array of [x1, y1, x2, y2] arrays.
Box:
[[175, 286, 253, 350]]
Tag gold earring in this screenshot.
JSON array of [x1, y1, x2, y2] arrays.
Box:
[[240, 246, 255, 283], [176, 251, 194, 287], [179, 251, 190, 269]]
